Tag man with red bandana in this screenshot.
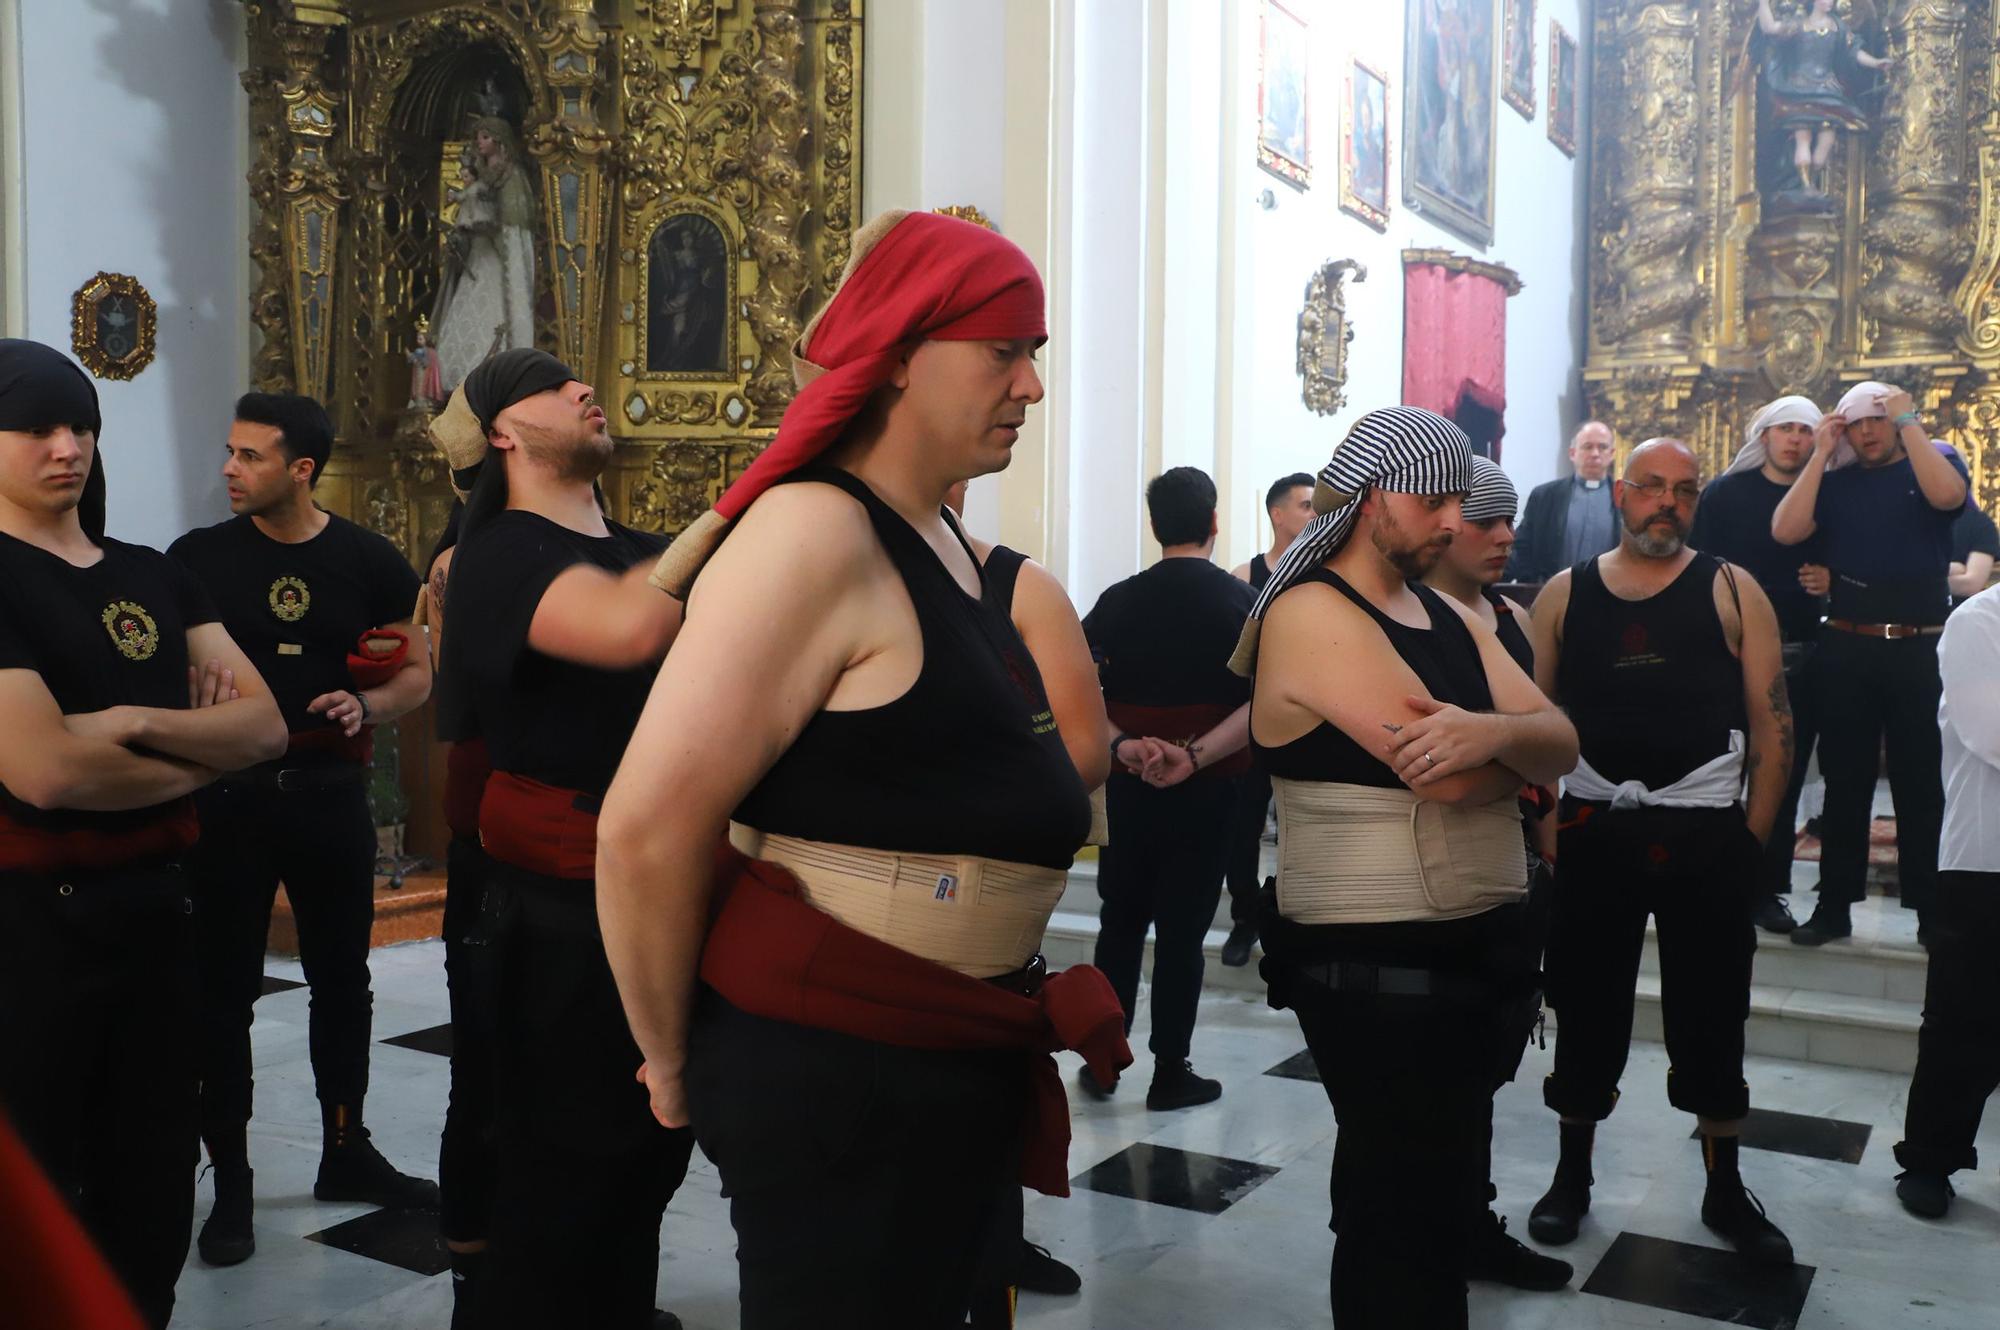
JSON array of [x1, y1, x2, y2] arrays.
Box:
[[597, 210, 1130, 1327]]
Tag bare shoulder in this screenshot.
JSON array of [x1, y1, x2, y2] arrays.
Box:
[[1501, 594, 1532, 620], [1262, 577, 1375, 652], [716, 481, 879, 573], [1531, 568, 1574, 619], [1229, 560, 1252, 582]]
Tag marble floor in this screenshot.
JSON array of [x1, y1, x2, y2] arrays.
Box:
[[169, 909, 2000, 1330]]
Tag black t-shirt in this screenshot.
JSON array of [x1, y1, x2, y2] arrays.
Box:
[[169, 513, 420, 732], [1951, 503, 1999, 565], [1689, 470, 1824, 642], [443, 510, 667, 796], [1813, 448, 1968, 624], [1083, 559, 1255, 709], [0, 531, 217, 832]]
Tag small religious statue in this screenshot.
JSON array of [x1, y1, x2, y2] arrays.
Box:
[[405, 316, 443, 410], [429, 116, 537, 392], [1755, 0, 1891, 204]]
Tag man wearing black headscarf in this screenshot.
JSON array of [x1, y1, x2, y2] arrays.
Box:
[[433, 349, 689, 1328], [0, 338, 287, 1326]]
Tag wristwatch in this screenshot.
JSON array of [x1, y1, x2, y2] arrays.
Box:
[[1109, 732, 1132, 764]]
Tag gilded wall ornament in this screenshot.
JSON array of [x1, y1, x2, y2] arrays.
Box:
[[933, 205, 996, 231], [1297, 259, 1366, 417], [70, 272, 158, 381]]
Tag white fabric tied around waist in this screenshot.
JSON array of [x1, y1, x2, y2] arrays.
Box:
[[1562, 730, 1745, 810], [727, 823, 1068, 979], [1269, 778, 1528, 925]]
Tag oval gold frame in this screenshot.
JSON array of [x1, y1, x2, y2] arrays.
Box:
[[71, 271, 158, 381]]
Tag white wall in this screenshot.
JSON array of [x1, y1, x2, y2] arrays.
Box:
[[14, 0, 247, 550]]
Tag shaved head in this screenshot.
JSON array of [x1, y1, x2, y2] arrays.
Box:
[[1616, 438, 1700, 559], [1623, 437, 1697, 480]]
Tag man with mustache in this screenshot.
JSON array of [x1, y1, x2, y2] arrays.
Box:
[[1688, 396, 1833, 935], [1527, 439, 1797, 1268], [1772, 381, 1970, 946]]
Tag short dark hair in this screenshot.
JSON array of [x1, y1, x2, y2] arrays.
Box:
[[1146, 466, 1217, 546], [1265, 472, 1315, 512], [234, 392, 334, 487]]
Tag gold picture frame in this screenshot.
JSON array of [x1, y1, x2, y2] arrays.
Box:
[[1297, 258, 1367, 416], [1501, 0, 1536, 120], [1340, 59, 1391, 232], [71, 271, 158, 381], [1548, 20, 1578, 157], [1257, 0, 1311, 190]]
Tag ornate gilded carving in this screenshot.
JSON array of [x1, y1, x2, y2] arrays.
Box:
[[933, 205, 995, 231], [1296, 259, 1366, 417], [743, 3, 810, 425], [527, 0, 614, 372], [818, 1, 860, 302], [70, 272, 158, 381]]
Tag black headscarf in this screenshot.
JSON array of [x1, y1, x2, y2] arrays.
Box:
[[0, 339, 105, 539]]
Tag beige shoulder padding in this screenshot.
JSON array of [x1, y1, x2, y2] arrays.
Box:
[[648, 509, 729, 600], [428, 387, 487, 486]]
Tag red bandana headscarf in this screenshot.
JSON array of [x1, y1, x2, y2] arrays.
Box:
[[650, 209, 1046, 596]]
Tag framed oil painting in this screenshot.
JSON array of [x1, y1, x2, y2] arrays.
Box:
[[1501, 0, 1535, 119], [1548, 19, 1578, 157], [1403, 0, 1499, 247], [1340, 59, 1390, 231], [1258, 0, 1311, 190]]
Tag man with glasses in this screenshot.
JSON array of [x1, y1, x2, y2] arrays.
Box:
[[1527, 439, 1798, 1268], [1506, 422, 1619, 583]]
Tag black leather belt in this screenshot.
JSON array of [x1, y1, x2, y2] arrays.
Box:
[[224, 762, 367, 793], [986, 952, 1047, 998], [1296, 960, 1492, 1002]]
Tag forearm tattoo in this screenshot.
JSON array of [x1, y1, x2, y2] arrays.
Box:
[[428, 565, 449, 616], [1766, 671, 1796, 778]]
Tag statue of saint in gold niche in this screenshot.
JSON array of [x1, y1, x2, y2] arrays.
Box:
[[430, 114, 537, 391], [1751, 0, 1891, 212]]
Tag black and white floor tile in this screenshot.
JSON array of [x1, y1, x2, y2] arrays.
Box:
[[175, 938, 2000, 1329]]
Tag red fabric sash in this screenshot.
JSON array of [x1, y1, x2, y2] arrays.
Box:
[[700, 844, 1132, 1196], [1105, 700, 1251, 779], [478, 771, 598, 880], [0, 1111, 145, 1330], [444, 738, 492, 841], [284, 726, 373, 765], [0, 799, 198, 875]]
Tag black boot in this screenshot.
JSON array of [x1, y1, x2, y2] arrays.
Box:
[[1895, 1169, 1954, 1219], [314, 1103, 442, 1208], [1789, 899, 1852, 947], [197, 1164, 256, 1267], [1464, 1210, 1573, 1291], [1146, 1059, 1222, 1111], [1220, 921, 1258, 968], [1699, 1135, 1794, 1267], [1076, 1062, 1118, 1101], [1752, 894, 1797, 934], [1015, 1238, 1083, 1295], [1528, 1121, 1594, 1246], [448, 1246, 486, 1330]]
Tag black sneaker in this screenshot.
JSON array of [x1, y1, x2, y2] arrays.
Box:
[[1701, 1184, 1794, 1267], [1788, 903, 1852, 947], [1015, 1239, 1082, 1296], [1146, 1060, 1222, 1111], [1527, 1166, 1591, 1246], [315, 1130, 442, 1208], [1465, 1212, 1572, 1291], [1220, 921, 1258, 968], [197, 1165, 256, 1267], [1753, 895, 1797, 934], [1076, 1063, 1118, 1101], [1895, 1170, 1954, 1219]]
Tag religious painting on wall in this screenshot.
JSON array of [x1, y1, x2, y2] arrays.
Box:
[[1548, 19, 1578, 157], [1258, 0, 1311, 190], [1501, 0, 1535, 118], [643, 212, 732, 375], [1403, 0, 1499, 247], [429, 111, 538, 393], [1340, 59, 1391, 231], [71, 271, 157, 381]]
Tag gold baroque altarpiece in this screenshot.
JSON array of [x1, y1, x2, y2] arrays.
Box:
[[1585, 0, 1997, 514], [242, 0, 863, 565]]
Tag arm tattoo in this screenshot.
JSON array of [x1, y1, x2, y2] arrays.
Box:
[[428, 565, 448, 616], [1767, 671, 1796, 777]]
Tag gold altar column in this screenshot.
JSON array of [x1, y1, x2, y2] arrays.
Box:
[[274, 18, 349, 401], [744, 1, 811, 426], [527, 0, 615, 375]]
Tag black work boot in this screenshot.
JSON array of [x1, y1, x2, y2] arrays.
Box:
[[1146, 1059, 1222, 1111], [1699, 1135, 1794, 1267], [1528, 1121, 1595, 1245], [1789, 899, 1852, 947], [197, 1164, 256, 1266], [1465, 1210, 1573, 1290], [314, 1103, 442, 1208]]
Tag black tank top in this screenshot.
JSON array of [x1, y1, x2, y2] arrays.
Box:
[[1248, 553, 1272, 592], [1253, 571, 1493, 788], [1556, 554, 1747, 790], [984, 544, 1028, 618], [1486, 587, 1534, 676], [733, 471, 1090, 870]]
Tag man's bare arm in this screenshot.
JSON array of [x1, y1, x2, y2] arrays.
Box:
[[68, 623, 286, 771], [1949, 551, 1994, 599], [527, 561, 686, 670], [1387, 598, 1578, 788], [1723, 567, 1793, 844], [1527, 569, 1572, 703], [0, 670, 220, 811], [1009, 557, 1113, 790], [1899, 421, 1970, 511], [1772, 419, 1838, 545]]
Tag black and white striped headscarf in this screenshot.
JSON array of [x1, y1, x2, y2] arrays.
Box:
[[1229, 405, 1471, 676], [1460, 455, 1519, 523]]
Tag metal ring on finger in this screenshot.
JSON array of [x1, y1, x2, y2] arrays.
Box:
[[1425, 751, 1437, 768]]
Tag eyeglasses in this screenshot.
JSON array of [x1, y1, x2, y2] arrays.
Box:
[[1624, 479, 1700, 505]]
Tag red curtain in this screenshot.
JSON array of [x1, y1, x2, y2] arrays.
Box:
[[1402, 260, 1509, 459]]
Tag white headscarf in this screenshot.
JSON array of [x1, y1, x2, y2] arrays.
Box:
[[1724, 394, 1823, 477]]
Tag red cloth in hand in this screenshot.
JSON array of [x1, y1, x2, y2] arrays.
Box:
[[347, 628, 410, 689], [699, 843, 1131, 1196], [0, 1111, 146, 1330]]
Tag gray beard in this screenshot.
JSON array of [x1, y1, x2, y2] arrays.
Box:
[[1630, 526, 1685, 558]]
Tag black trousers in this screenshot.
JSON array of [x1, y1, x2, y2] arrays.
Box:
[[1224, 767, 1271, 926], [0, 866, 197, 1329], [1896, 871, 2000, 1177], [1095, 771, 1235, 1061], [1264, 900, 1535, 1330], [687, 990, 1026, 1330], [480, 867, 693, 1329], [439, 835, 501, 1243], [191, 773, 377, 1157], [1543, 804, 1758, 1122], [1759, 643, 1822, 897], [1814, 629, 1945, 912]]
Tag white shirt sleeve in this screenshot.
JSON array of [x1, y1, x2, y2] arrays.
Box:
[[1941, 589, 2000, 769]]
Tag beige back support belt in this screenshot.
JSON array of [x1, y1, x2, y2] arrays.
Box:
[[728, 824, 1069, 979], [1270, 778, 1527, 925]]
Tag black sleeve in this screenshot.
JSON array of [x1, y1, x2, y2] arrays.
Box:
[[1957, 507, 2000, 561], [1688, 481, 1718, 554], [1506, 484, 1545, 582], [362, 530, 423, 627], [0, 594, 34, 673], [445, 525, 575, 675], [168, 556, 220, 629], [1081, 586, 1116, 664]]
